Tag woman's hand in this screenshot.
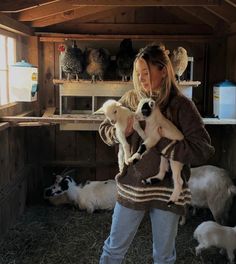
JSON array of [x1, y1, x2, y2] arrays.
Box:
[[125, 116, 134, 137]]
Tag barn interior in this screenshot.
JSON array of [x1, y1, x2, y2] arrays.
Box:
[[0, 1, 236, 263]]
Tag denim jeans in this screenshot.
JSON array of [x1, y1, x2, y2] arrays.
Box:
[[99, 202, 179, 264]]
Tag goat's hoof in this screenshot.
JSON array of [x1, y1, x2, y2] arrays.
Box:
[[142, 179, 150, 185], [124, 160, 129, 166]]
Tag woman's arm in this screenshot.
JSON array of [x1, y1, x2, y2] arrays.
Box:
[[98, 118, 119, 146], [156, 97, 215, 166]]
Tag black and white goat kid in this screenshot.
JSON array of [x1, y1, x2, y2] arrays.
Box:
[[44, 175, 117, 213], [128, 98, 184, 204]]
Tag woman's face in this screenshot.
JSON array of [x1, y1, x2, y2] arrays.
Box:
[[135, 58, 165, 92]]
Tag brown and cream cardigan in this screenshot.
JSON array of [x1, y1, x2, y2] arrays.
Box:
[[99, 92, 215, 216]]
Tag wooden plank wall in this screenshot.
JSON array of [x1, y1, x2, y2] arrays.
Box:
[[36, 41, 118, 188], [0, 126, 30, 238], [36, 38, 230, 186], [0, 36, 40, 239]]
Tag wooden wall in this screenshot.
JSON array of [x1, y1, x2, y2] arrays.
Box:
[[34, 38, 231, 187], [0, 35, 39, 239], [0, 125, 28, 238]]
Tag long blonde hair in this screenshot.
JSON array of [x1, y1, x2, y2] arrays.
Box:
[[121, 43, 180, 110]]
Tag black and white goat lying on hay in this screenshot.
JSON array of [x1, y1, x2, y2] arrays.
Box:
[[194, 221, 236, 264], [129, 98, 184, 204], [44, 175, 117, 213]]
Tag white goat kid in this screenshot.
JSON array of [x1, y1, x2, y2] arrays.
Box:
[[44, 175, 117, 213], [194, 221, 236, 264], [128, 98, 184, 204], [102, 99, 145, 172], [180, 165, 236, 225]]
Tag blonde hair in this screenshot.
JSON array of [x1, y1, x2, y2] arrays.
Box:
[[121, 43, 180, 110]]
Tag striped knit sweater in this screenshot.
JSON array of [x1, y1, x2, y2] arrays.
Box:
[[99, 92, 215, 216]]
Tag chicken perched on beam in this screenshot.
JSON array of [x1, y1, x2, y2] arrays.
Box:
[[116, 38, 136, 82], [85, 48, 110, 83], [170, 47, 188, 83], [59, 41, 84, 81]]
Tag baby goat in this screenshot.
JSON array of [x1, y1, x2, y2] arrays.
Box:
[[44, 175, 117, 213], [128, 98, 184, 204], [194, 221, 236, 264], [102, 99, 145, 172], [180, 165, 236, 225]]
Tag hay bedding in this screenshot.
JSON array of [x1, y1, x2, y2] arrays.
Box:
[[0, 205, 229, 264]]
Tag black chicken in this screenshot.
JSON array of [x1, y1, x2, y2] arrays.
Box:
[[116, 39, 136, 82], [59, 41, 84, 81]]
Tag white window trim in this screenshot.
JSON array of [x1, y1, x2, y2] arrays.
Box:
[[0, 29, 17, 106]]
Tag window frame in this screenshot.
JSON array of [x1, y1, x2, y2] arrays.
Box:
[[0, 29, 17, 106]]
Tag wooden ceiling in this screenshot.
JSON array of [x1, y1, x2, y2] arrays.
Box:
[[1, 0, 236, 39]]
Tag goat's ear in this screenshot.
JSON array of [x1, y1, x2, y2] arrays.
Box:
[[93, 106, 104, 115], [229, 185, 236, 195], [149, 100, 155, 109], [56, 175, 63, 183]]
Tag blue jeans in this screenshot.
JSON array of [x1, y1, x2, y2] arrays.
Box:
[[99, 202, 179, 264]]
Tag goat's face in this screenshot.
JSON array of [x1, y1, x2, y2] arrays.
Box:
[[102, 100, 121, 125], [135, 98, 155, 120], [44, 175, 75, 198]]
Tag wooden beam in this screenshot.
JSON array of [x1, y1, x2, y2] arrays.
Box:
[[180, 7, 226, 29], [41, 23, 213, 35], [31, 6, 116, 27], [0, 0, 56, 12], [36, 33, 214, 42], [71, 0, 221, 6], [0, 122, 10, 132], [224, 0, 236, 8], [204, 2, 236, 24], [16, 110, 35, 117], [42, 107, 56, 117], [0, 115, 104, 124], [15, 0, 76, 21], [165, 7, 205, 25], [15, 122, 51, 127], [75, 7, 135, 23], [0, 13, 33, 36]]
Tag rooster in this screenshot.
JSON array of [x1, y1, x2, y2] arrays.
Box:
[[58, 41, 84, 81], [170, 47, 188, 83]]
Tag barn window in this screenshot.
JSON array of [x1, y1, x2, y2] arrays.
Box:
[[0, 34, 16, 105]]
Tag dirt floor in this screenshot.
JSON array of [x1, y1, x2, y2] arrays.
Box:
[[0, 204, 230, 264]]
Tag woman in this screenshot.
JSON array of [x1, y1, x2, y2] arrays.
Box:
[[99, 44, 215, 264]]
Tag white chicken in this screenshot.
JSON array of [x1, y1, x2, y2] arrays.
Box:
[[170, 47, 188, 82]]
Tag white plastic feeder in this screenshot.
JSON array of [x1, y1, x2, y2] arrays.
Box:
[[213, 80, 236, 119], [9, 60, 38, 102]]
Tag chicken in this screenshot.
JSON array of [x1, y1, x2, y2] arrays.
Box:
[[85, 48, 110, 83], [59, 41, 84, 81], [116, 38, 136, 82], [170, 47, 188, 82]]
